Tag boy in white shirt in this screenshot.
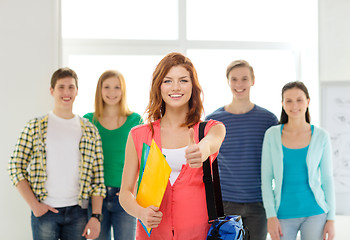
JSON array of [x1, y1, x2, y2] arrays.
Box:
[[8, 67, 106, 240]]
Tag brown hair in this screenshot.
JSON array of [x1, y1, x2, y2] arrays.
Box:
[[145, 52, 203, 132], [51, 67, 78, 89], [226, 60, 255, 81], [94, 70, 132, 122], [280, 81, 310, 124]]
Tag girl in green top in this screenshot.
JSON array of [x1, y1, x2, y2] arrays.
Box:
[[84, 70, 142, 240]]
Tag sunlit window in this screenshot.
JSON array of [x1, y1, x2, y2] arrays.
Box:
[[186, 0, 316, 43], [69, 54, 164, 116], [61, 0, 178, 40], [187, 49, 297, 116], [61, 0, 318, 123]]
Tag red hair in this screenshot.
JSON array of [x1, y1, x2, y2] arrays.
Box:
[[145, 52, 203, 132]]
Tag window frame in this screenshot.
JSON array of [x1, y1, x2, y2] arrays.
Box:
[[60, 0, 319, 123]]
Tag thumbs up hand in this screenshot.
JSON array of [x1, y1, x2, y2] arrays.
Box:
[[185, 128, 203, 168]]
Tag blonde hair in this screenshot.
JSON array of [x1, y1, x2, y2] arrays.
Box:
[[94, 70, 132, 122]]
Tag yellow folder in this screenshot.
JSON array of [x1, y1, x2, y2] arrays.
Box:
[[136, 139, 171, 236]]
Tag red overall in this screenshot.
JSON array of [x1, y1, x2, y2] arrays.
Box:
[[131, 120, 220, 240]]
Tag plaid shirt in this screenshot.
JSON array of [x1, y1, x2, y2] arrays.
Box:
[[8, 114, 106, 207]]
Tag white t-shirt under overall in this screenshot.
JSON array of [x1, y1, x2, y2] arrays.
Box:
[[43, 111, 82, 208], [162, 147, 187, 185]]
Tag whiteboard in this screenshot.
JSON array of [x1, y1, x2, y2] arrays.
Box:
[[321, 82, 350, 215]]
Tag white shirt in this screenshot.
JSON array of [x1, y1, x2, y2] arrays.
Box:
[[43, 111, 82, 208], [162, 147, 187, 185]]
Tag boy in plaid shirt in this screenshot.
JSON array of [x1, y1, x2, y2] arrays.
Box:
[[8, 67, 106, 240]]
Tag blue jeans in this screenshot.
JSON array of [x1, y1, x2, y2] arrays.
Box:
[[31, 205, 88, 240], [89, 187, 136, 240], [223, 201, 267, 240], [279, 213, 327, 240]]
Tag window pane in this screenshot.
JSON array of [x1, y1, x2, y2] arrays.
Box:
[[187, 49, 298, 119], [61, 0, 178, 40], [187, 0, 316, 42], [68, 55, 164, 117]]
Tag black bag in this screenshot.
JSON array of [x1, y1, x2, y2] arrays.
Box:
[[199, 122, 249, 240]]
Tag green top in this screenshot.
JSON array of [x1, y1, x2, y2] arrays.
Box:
[[83, 112, 143, 187]]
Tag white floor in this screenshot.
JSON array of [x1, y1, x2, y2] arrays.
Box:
[[334, 215, 350, 240]]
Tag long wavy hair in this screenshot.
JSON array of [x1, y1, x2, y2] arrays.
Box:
[[145, 52, 204, 133], [280, 81, 310, 124], [94, 70, 132, 122]]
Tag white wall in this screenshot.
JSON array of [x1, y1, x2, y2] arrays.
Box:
[[319, 0, 350, 82], [0, 0, 59, 239], [319, 0, 350, 239]]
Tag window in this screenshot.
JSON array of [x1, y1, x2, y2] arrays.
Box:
[[69, 54, 163, 116], [62, 0, 178, 40], [61, 0, 319, 123], [187, 0, 303, 42]]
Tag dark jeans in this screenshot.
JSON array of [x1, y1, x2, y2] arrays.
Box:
[[31, 205, 87, 240], [89, 187, 136, 240], [223, 201, 267, 240]]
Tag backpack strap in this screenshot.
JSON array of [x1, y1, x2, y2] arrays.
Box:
[[199, 121, 224, 222]]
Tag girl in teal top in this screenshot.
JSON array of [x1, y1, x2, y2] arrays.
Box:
[[278, 125, 324, 219], [84, 70, 142, 240], [261, 81, 335, 240]]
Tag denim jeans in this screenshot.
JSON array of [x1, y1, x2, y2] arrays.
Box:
[[89, 187, 136, 240], [223, 201, 267, 240], [31, 205, 88, 240], [279, 213, 327, 240]]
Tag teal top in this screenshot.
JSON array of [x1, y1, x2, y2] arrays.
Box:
[[261, 124, 336, 220], [84, 112, 142, 187], [277, 125, 324, 219]]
